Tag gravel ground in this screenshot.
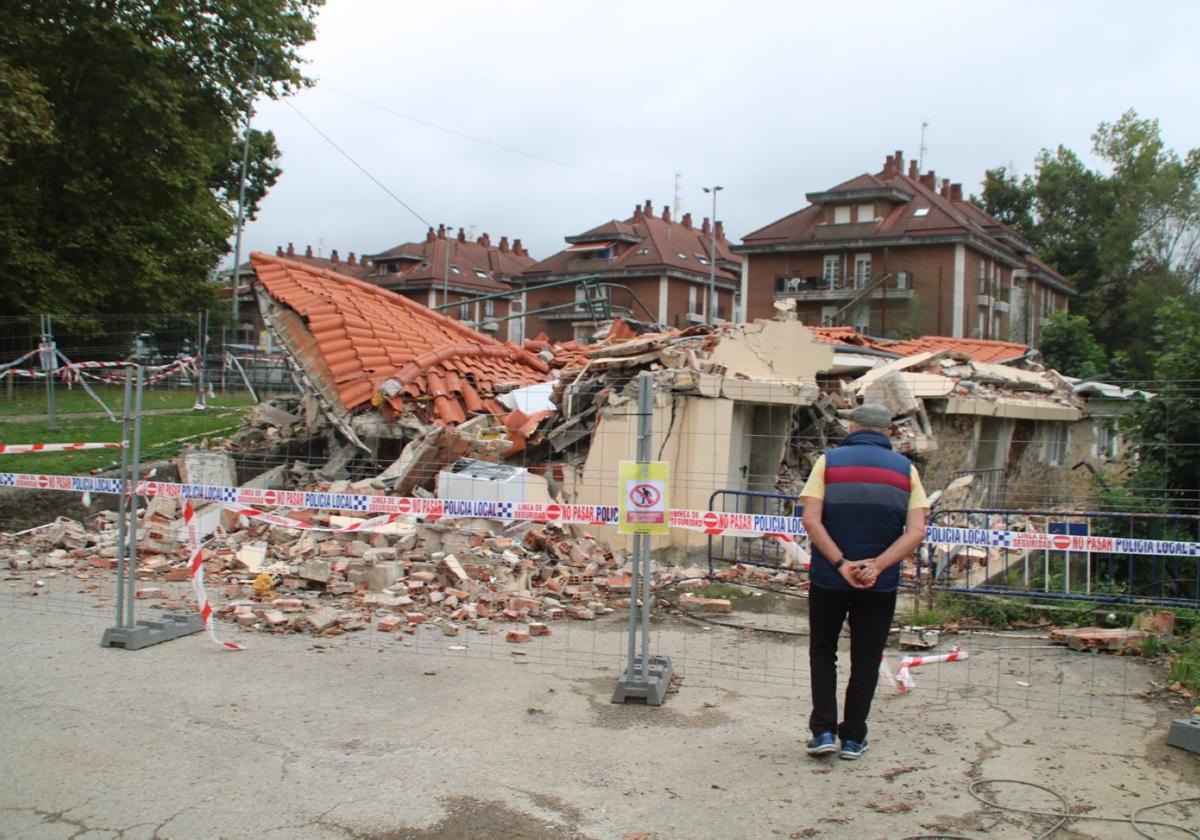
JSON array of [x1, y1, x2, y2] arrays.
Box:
[[1, 596, 1197, 840]]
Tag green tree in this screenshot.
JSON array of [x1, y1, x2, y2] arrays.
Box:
[[0, 1, 322, 318], [979, 111, 1200, 376], [1122, 298, 1200, 516], [1036, 310, 1106, 378]]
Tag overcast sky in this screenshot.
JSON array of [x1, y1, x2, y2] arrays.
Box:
[[235, 0, 1200, 267]]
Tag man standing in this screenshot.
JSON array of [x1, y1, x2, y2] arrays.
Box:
[[800, 403, 929, 760]]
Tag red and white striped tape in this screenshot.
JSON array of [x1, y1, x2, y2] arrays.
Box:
[[183, 501, 243, 651], [895, 646, 968, 692], [0, 441, 127, 455]]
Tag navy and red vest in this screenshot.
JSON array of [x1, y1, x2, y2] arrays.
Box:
[[809, 430, 913, 592]]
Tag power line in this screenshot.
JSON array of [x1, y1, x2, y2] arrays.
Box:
[[320, 85, 683, 190], [283, 100, 434, 229]]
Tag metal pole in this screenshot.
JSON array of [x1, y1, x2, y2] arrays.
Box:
[[624, 538, 640, 684], [636, 371, 653, 677], [124, 363, 145, 627], [195, 311, 207, 407], [112, 366, 134, 628], [229, 57, 258, 333], [443, 228, 451, 310], [41, 315, 57, 429], [704, 186, 722, 325]]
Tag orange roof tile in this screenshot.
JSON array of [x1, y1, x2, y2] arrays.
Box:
[[876, 336, 1030, 364], [809, 325, 1030, 363], [252, 252, 550, 425]]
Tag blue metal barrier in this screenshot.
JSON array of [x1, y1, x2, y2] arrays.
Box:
[[706, 489, 802, 577], [920, 508, 1200, 608]]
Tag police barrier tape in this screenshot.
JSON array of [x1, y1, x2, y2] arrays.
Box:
[[2, 471, 1199, 558], [0, 442, 127, 455], [895, 646, 968, 693], [182, 501, 242, 651]]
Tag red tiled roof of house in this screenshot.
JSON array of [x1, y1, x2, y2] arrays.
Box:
[[739, 153, 1074, 294], [364, 227, 537, 295], [525, 200, 741, 284], [251, 252, 550, 425]]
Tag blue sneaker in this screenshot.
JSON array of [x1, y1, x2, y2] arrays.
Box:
[[805, 731, 837, 756], [839, 738, 869, 759]]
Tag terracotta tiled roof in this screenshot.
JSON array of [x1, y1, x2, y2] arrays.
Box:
[[251, 252, 551, 425], [525, 201, 741, 284], [877, 336, 1031, 364], [810, 325, 1030, 363]]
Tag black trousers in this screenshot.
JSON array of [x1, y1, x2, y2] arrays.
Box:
[[808, 584, 897, 742]]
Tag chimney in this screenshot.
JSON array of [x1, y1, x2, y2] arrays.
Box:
[[347, 251, 356, 266], [883, 154, 895, 177], [714, 221, 724, 241], [457, 227, 466, 242], [330, 249, 339, 264], [479, 232, 491, 247], [513, 238, 523, 256], [437, 224, 446, 240], [682, 212, 692, 229], [950, 183, 963, 201], [275, 245, 284, 256], [940, 178, 950, 197], [895, 150, 904, 174], [632, 204, 643, 220], [661, 204, 671, 222], [305, 244, 313, 258], [701, 217, 711, 236], [286, 242, 295, 256], [426, 227, 436, 243], [908, 160, 918, 178], [643, 199, 653, 214], [920, 171, 936, 188], [499, 235, 509, 253]]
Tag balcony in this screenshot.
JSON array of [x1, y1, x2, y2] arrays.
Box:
[[774, 273, 913, 301]]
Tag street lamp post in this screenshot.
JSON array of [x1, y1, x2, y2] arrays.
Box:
[[703, 186, 723, 325], [442, 226, 451, 310]]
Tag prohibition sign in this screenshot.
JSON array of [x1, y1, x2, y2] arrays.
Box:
[[629, 483, 661, 508]]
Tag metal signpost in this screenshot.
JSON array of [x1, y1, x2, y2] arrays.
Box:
[[101, 342, 203, 650], [612, 371, 675, 705]]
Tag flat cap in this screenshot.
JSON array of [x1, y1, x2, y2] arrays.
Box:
[[851, 403, 893, 428]]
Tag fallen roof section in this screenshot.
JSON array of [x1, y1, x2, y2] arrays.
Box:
[[251, 252, 551, 434]]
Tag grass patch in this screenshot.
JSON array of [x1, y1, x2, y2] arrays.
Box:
[[0, 409, 247, 473], [1167, 639, 1200, 693], [0, 384, 257, 416]]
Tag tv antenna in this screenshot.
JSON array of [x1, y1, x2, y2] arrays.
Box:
[[918, 119, 929, 170]]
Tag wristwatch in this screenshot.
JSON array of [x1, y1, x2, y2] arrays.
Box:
[[831, 556, 846, 570]]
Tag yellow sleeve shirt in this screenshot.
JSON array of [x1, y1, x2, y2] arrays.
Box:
[[800, 454, 930, 510]]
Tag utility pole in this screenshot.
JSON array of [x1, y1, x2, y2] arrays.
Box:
[[442, 226, 452, 310], [703, 186, 723, 325], [229, 55, 259, 337]]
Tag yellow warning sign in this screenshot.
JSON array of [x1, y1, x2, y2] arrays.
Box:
[[618, 460, 670, 535]]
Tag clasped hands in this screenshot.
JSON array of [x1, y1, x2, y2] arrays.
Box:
[[840, 558, 880, 589]]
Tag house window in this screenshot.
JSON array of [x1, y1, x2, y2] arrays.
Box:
[[1041, 423, 1070, 467], [473, 268, 489, 280], [484, 299, 495, 317], [854, 254, 871, 286], [695, 253, 709, 265], [688, 286, 699, 314], [676, 252, 687, 260], [823, 255, 840, 282], [574, 286, 587, 311], [857, 203, 875, 222], [636, 247, 651, 256], [913, 207, 931, 218], [978, 258, 987, 293], [459, 302, 470, 320], [1094, 420, 1118, 461], [833, 206, 851, 224], [450, 264, 462, 275]]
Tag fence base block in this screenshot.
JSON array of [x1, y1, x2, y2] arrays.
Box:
[[1166, 716, 1200, 754], [100, 611, 204, 650], [611, 655, 674, 706]]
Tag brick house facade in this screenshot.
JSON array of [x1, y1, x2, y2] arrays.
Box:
[[521, 200, 741, 343], [734, 152, 1074, 344]]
